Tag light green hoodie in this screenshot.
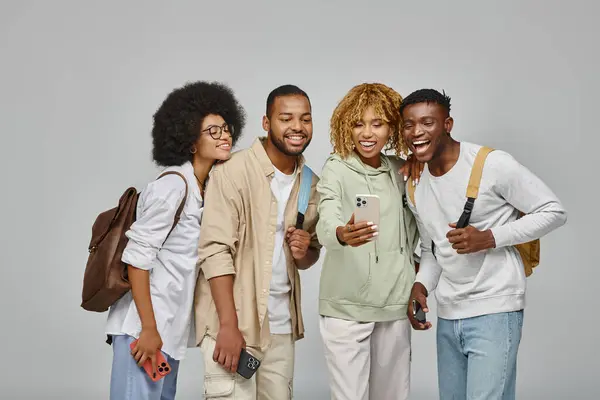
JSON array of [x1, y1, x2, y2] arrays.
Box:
[[316, 152, 419, 322]]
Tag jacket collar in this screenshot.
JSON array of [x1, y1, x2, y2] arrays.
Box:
[[251, 137, 306, 177]]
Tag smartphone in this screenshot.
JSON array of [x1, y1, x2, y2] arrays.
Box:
[[355, 194, 380, 231], [237, 348, 261, 379], [129, 339, 172, 382], [412, 299, 426, 324]]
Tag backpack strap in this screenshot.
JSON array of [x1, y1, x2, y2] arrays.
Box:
[[456, 146, 494, 228], [156, 171, 188, 243], [295, 164, 313, 229]]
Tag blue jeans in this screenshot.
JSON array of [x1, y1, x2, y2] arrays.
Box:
[[437, 311, 524, 400], [110, 335, 180, 400]]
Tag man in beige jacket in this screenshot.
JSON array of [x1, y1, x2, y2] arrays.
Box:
[[194, 84, 321, 399]]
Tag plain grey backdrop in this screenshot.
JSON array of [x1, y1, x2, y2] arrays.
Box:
[[1, 0, 598, 398]]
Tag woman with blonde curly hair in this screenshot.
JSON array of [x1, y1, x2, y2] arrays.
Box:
[[315, 83, 419, 400]]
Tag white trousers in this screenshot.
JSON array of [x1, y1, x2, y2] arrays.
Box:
[[319, 316, 411, 400], [201, 334, 294, 400]]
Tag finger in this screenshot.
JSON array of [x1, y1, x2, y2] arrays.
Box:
[[224, 353, 233, 372], [231, 352, 240, 373], [133, 349, 143, 363], [151, 354, 158, 378], [351, 219, 374, 228], [457, 248, 471, 254], [446, 229, 463, 240], [449, 223, 457, 228], [452, 243, 468, 251], [213, 346, 220, 362], [288, 232, 310, 242], [349, 233, 377, 246], [349, 225, 377, 238], [138, 352, 148, 367], [287, 227, 295, 233], [417, 295, 429, 313], [289, 240, 308, 249], [217, 349, 227, 366], [348, 214, 355, 225]]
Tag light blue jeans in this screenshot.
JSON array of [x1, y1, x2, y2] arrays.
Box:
[[110, 334, 180, 400], [437, 311, 524, 400]]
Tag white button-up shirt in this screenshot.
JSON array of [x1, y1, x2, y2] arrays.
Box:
[[106, 161, 202, 360]]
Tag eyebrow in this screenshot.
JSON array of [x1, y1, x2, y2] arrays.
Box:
[[277, 112, 312, 117]]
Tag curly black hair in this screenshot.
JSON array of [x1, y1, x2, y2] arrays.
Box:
[[399, 88, 452, 116], [151, 81, 246, 166]]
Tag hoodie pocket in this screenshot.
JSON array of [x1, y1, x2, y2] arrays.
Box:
[[362, 250, 414, 307]]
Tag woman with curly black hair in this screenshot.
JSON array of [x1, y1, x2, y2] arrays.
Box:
[[106, 81, 246, 400]]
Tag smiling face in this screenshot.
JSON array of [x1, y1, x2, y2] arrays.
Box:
[[195, 114, 233, 161], [263, 94, 313, 156], [351, 106, 392, 166], [401, 102, 454, 163]]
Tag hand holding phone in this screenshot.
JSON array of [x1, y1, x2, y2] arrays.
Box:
[[236, 348, 261, 379], [408, 282, 432, 330], [130, 339, 171, 381], [413, 299, 426, 324]]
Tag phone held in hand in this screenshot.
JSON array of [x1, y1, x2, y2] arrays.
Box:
[[237, 348, 261, 379], [412, 299, 426, 324], [355, 194, 380, 237], [129, 339, 172, 382]]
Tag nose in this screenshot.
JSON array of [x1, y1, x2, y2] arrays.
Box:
[[362, 126, 374, 138], [291, 118, 303, 132]]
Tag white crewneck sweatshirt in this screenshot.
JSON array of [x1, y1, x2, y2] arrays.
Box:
[[408, 142, 567, 320]]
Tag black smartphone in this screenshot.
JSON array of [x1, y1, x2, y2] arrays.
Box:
[[237, 348, 261, 379], [413, 299, 426, 324]]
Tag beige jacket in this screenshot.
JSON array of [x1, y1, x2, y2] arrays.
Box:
[[194, 137, 321, 358]]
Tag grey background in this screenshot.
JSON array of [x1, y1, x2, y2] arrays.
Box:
[[1, 0, 597, 398]]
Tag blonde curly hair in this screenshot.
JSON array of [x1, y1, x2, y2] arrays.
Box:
[[329, 83, 408, 158]]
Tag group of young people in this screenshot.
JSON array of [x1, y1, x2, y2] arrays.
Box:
[[103, 80, 567, 400]]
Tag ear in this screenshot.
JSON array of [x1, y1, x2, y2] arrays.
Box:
[[262, 116, 270, 133], [444, 116, 454, 135]]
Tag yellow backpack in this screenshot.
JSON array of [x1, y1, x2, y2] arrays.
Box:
[[407, 146, 540, 277]]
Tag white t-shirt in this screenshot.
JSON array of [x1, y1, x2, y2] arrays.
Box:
[[408, 142, 567, 320], [268, 165, 298, 334], [105, 161, 203, 360]]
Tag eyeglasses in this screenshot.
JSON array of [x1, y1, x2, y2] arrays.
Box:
[[201, 123, 234, 140]]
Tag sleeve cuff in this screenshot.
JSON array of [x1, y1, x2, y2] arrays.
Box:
[[491, 225, 512, 248], [122, 244, 155, 271], [200, 253, 236, 280]]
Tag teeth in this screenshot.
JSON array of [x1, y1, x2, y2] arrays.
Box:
[[413, 140, 429, 145], [288, 135, 304, 140], [360, 141, 376, 147]]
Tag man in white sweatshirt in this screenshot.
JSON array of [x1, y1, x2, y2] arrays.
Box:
[[402, 89, 567, 400]]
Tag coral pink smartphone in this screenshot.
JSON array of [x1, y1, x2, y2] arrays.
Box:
[[130, 339, 171, 382]]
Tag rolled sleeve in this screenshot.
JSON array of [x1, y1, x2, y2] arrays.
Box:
[[122, 175, 186, 270], [197, 167, 241, 279]]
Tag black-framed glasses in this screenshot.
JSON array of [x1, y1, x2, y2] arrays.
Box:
[[201, 123, 234, 140]]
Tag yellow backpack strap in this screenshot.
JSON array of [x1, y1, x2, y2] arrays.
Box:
[[407, 177, 416, 206], [466, 146, 495, 199], [456, 146, 494, 228]]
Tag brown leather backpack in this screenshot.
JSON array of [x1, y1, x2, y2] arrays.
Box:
[[81, 171, 188, 312]]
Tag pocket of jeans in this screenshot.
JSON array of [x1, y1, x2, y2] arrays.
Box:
[[204, 374, 235, 398]]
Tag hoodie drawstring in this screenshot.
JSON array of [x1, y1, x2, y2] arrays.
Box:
[[364, 174, 379, 264]]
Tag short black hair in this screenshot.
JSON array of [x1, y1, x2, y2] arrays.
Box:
[[151, 81, 246, 166], [399, 88, 452, 116], [265, 84, 311, 118]]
